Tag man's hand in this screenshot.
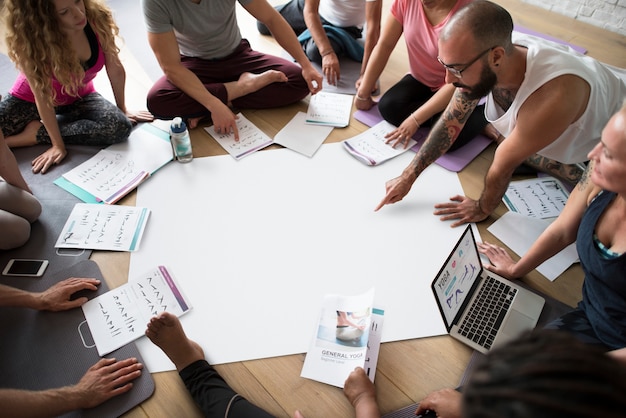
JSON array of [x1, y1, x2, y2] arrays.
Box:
[[301, 65, 323, 95], [416, 388, 462, 418], [31, 145, 67, 174], [374, 173, 416, 211], [477, 241, 519, 279], [37, 278, 101, 311], [72, 357, 143, 409], [433, 195, 489, 227], [322, 52, 340, 86], [210, 102, 241, 141]]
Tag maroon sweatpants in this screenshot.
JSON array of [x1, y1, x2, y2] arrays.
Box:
[[147, 39, 310, 119]]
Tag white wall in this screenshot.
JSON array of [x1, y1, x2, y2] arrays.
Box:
[[521, 0, 626, 35]]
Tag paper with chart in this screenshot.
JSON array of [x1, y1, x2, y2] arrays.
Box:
[[59, 125, 173, 204], [82, 265, 191, 356], [502, 177, 569, 218], [343, 120, 417, 166], [55, 203, 150, 251], [487, 211, 578, 281], [273, 111, 333, 157], [301, 288, 384, 388], [204, 113, 274, 160], [306, 91, 353, 127]]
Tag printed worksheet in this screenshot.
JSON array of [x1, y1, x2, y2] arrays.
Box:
[[503, 177, 570, 218], [60, 125, 172, 204], [343, 120, 417, 166], [306, 92, 353, 127], [82, 266, 191, 356], [55, 203, 150, 251], [204, 113, 274, 160], [301, 288, 384, 388]]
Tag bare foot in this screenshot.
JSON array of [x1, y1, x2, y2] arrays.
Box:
[[187, 116, 203, 130], [226, 71, 288, 101], [145, 312, 204, 371], [5, 120, 43, 148]]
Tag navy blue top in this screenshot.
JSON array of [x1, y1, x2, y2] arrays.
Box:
[[578, 191, 626, 349]]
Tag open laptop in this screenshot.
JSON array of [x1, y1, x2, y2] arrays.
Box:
[[431, 225, 545, 354]]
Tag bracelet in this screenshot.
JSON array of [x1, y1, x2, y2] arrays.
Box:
[[355, 94, 370, 101], [410, 113, 420, 128], [321, 50, 334, 57], [476, 198, 487, 215]]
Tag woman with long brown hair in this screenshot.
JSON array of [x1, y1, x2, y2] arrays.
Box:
[[0, 0, 152, 174]]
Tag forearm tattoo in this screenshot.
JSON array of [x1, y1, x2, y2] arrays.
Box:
[[410, 91, 478, 176], [524, 154, 585, 185]]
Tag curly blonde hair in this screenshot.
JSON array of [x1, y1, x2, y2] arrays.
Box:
[[3, 0, 120, 106]]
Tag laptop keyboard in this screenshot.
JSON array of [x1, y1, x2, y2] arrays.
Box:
[[458, 276, 517, 350]]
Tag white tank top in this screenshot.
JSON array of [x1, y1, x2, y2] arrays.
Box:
[[485, 34, 626, 164]]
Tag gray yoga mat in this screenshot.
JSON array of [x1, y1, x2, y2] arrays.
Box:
[[0, 145, 100, 278], [0, 259, 155, 418]]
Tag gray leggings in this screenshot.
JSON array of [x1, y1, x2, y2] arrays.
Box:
[[0, 93, 132, 146]]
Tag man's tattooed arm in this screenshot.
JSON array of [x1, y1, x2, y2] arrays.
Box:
[[408, 90, 479, 177], [524, 154, 585, 185]]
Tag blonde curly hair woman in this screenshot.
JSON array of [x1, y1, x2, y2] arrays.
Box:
[[0, 0, 152, 174]]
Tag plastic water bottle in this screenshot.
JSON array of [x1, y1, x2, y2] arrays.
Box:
[[170, 117, 193, 163]]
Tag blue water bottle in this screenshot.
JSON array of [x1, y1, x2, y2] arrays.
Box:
[[170, 117, 193, 163]]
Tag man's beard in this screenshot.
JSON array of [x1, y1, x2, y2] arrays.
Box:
[[453, 64, 497, 101]]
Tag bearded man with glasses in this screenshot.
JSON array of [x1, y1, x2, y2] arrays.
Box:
[[375, 0, 626, 228]]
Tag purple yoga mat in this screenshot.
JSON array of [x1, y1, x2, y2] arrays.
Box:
[[513, 25, 587, 55], [353, 105, 492, 172]]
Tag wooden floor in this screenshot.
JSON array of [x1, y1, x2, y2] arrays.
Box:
[[83, 1, 626, 417]]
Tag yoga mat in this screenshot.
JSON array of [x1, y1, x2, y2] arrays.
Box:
[[0, 259, 155, 418], [0, 145, 99, 278], [353, 104, 492, 172]]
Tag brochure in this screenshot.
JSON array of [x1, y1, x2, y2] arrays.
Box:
[[301, 288, 384, 388], [306, 91, 353, 127], [343, 120, 417, 166], [55, 124, 173, 204], [503, 176, 570, 218], [55, 203, 150, 251], [204, 113, 274, 160], [82, 265, 191, 356]]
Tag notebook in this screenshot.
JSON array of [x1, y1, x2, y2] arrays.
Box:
[[431, 225, 545, 354]]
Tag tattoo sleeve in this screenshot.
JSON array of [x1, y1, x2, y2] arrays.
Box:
[[409, 90, 479, 177]]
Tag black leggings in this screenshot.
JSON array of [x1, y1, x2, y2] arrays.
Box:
[[378, 74, 488, 151], [180, 360, 275, 418]]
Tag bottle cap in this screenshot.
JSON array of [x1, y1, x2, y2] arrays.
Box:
[[171, 117, 187, 134]]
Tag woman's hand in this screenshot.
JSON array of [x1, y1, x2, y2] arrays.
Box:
[[31, 144, 67, 174]]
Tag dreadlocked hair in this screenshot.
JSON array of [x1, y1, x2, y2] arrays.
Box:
[[2, 0, 120, 107], [462, 329, 626, 418]]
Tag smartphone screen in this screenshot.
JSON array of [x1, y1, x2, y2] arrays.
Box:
[[2, 259, 49, 277]]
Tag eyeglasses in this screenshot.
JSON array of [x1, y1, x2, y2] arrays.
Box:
[[437, 46, 496, 78]]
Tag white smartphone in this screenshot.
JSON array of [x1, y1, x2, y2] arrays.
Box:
[[2, 259, 49, 277]]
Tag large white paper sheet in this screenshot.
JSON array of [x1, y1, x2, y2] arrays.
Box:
[[487, 212, 579, 281], [131, 143, 465, 372]]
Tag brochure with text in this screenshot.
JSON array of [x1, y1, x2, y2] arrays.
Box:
[[343, 120, 417, 166], [82, 265, 191, 356], [301, 288, 384, 388]]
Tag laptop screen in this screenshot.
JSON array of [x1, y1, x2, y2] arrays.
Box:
[[431, 225, 482, 329]]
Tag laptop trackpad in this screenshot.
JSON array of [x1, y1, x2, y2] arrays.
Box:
[[503, 310, 535, 338]]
